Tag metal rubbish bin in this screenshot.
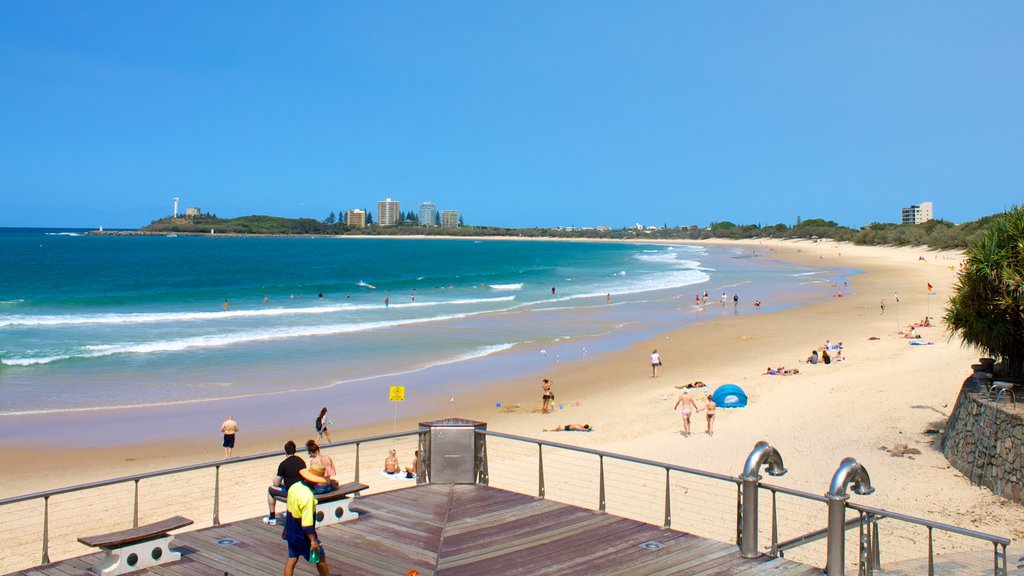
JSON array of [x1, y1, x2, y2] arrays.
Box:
[[419, 418, 487, 484]]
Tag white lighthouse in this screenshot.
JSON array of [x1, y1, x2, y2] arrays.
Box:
[[173, 197, 179, 218]]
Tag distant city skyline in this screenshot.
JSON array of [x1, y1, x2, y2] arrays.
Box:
[[1, 3, 1021, 229]]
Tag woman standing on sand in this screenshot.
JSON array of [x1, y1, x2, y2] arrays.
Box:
[[704, 395, 717, 436], [541, 378, 555, 413], [651, 349, 662, 378]]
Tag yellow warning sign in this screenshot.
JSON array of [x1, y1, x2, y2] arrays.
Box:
[[389, 386, 405, 401]]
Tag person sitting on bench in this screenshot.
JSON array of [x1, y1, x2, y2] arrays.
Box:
[[264, 440, 305, 526]]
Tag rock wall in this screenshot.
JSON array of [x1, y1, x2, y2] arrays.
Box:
[[943, 385, 1024, 503]]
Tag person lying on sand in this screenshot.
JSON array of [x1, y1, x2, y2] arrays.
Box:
[[674, 381, 706, 389], [544, 424, 592, 432], [764, 367, 800, 376]]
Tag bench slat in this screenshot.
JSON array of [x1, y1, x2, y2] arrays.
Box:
[[272, 482, 369, 503], [78, 515, 193, 548]]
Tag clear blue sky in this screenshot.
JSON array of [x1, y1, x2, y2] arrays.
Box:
[[1, 2, 1021, 229]]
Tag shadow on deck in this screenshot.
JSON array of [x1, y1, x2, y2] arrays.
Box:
[[10, 484, 821, 576]]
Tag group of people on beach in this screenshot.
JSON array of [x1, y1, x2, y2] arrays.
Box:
[[262, 439, 335, 576], [257, 413, 420, 575]]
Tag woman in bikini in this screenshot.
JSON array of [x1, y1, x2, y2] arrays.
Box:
[[704, 394, 717, 436], [306, 440, 339, 493], [541, 378, 555, 413]]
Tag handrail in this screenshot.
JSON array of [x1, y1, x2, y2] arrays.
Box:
[[777, 517, 862, 553], [480, 429, 741, 485], [759, 481, 830, 503], [0, 429, 422, 506], [846, 501, 1011, 546]]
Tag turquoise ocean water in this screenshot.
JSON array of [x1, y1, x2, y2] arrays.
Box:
[[0, 229, 851, 443]]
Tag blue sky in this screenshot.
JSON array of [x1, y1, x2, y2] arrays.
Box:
[[1, 2, 1021, 229]]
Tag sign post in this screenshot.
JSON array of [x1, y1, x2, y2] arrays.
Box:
[[389, 386, 405, 433]]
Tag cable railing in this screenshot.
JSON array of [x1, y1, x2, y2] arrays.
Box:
[[0, 430, 424, 574], [0, 425, 1013, 576], [479, 430, 1012, 576]]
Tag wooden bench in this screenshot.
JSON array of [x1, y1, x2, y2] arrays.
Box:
[[273, 481, 368, 527], [78, 515, 193, 575]]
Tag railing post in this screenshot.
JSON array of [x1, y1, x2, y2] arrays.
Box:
[[871, 517, 880, 571], [354, 442, 361, 485], [858, 512, 869, 576], [598, 455, 606, 513], [740, 441, 787, 558], [770, 489, 779, 557], [735, 483, 743, 547], [663, 467, 671, 528], [538, 443, 545, 498], [41, 495, 50, 565], [133, 479, 140, 528], [213, 465, 221, 526]]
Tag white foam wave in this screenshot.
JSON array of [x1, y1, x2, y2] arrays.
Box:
[[0, 307, 508, 366], [489, 283, 523, 291], [0, 296, 515, 327], [0, 342, 524, 415], [44, 232, 82, 237]]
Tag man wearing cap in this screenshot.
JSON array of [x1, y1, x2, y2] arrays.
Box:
[[283, 464, 331, 576]]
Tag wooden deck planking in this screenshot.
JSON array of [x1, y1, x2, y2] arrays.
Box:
[[12, 483, 822, 576]]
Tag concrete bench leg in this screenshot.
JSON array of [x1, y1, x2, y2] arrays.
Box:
[[315, 497, 360, 527], [91, 535, 180, 576]]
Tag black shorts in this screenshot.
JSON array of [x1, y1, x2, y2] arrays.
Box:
[[223, 433, 235, 448]]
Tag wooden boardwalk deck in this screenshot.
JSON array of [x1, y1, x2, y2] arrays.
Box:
[[10, 484, 822, 576]]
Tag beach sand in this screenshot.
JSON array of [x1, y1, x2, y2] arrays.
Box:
[[3, 238, 1023, 571]]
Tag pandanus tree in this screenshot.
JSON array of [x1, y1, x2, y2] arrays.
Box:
[[945, 206, 1024, 378]]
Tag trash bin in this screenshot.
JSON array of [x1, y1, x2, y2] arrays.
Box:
[[419, 418, 487, 484]]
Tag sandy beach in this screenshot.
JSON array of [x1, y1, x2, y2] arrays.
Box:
[[3, 238, 1022, 571]]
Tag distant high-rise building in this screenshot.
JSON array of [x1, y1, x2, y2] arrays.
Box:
[[377, 198, 400, 227], [901, 202, 933, 224], [441, 210, 460, 228], [346, 209, 366, 229], [173, 197, 179, 217], [418, 202, 437, 226], [185, 207, 201, 218]]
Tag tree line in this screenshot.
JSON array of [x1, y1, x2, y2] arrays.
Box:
[[142, 211, 994, 250]]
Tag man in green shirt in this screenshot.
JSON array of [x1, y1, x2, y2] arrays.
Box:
[[283, 464, 331, 576]]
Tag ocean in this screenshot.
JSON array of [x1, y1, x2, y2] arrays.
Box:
[[0, 229, 851, 441]]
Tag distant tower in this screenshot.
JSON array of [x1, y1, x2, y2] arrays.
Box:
[[173, 197, 180, 217]]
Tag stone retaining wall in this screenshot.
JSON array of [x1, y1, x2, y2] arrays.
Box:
[[943, 384, 1024, 503]]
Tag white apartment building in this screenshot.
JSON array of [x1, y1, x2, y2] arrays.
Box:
[[418, 202, 437, 226], [901, 202, 933, 224]]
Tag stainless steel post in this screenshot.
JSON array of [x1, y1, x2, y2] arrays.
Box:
[[663, 468, 671, 528], [598, 455, 606, 513], [213, 465, 221, 526], [133, 479, 140, 528], [354, 442, 360, 484], [537, 443, 545, 498], [41, 495, 50, 565], [826, 458, 874, 576], [740, 441, 787, 558]]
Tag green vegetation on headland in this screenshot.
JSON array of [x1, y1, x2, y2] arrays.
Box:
[[135, 211, 998, 250]]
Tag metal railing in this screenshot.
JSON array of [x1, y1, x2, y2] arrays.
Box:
[[478, 430, 1012, 576], [0, 430, 424, 573], [0, 427, 1012, 576]]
